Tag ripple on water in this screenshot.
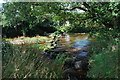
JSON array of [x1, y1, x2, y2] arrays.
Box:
[[74, 40, 91, 49], [59, 33, 91, 57]]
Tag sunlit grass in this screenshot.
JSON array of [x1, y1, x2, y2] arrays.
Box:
[[5, 35, 49, 44]]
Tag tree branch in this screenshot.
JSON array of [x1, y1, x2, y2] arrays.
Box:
[[82, 2, 92, 13], [60, 7, 88, 12]]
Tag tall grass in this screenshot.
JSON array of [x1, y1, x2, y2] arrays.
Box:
[[87, 30, 119, 78], [2, 42, 66, 79]]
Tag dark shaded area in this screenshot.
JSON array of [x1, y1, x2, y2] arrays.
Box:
[[69, 27, 92, 33], [26, 23, 56, 37], [2, 23, 56, 38], [2, 26, 23, 38]]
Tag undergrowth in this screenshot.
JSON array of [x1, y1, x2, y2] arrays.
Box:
[[2, 42, 66, 79], [87, 30, 120, 78]]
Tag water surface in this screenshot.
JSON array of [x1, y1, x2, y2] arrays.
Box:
[[58, 33, 91, 57]]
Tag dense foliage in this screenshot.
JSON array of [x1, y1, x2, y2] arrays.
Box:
[[87, 30, 119, 78], [2, 2, 120, 37], [2, 2, 57, 37], [1, 2, 120, 78]]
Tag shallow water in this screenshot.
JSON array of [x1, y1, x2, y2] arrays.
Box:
[[58, 33, 91, 57]]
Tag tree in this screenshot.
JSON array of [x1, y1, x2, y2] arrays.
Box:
[[59, 2, 120, 30], [2, 2, 58, 37], [2, 2, 120, 36]]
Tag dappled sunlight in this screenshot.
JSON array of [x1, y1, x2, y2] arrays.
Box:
[[2, 2, 120, 79], [6, 35, 49, 45]]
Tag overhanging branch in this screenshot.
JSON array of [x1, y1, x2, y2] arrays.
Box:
[[60, 7, 87, 12]]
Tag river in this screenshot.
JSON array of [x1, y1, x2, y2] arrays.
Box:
[[54, 33, 91, 58]]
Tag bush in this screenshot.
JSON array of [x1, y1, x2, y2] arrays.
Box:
[[87, 30, 119, 78], [56, 26, 73, 33]]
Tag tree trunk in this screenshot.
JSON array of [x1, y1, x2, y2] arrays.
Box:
[[22, 29, 26, 37]]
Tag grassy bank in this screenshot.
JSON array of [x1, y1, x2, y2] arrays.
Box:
[[87, 30, 120, 78], [2, 41, 66, 79], [4, 35, 49, 44]]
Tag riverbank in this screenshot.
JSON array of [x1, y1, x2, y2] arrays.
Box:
[[3, 31, 119, 78], [4, 35, 49, 45], [87, 30, 119, 78], [2, 33, 92, 79]]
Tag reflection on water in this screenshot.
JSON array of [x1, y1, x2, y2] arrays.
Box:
[[59, 33, 91, 57], [60, 33, 90, 49], [78, 52, 87, 57], [74, 40, 90, 49], [65, 34, 70, 42]]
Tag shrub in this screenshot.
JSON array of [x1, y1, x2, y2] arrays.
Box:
[[87, 30, 119, 78]]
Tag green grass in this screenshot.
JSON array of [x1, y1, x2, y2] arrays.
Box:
[[2, 42, 66, 79], [87, 30, 120, 78]]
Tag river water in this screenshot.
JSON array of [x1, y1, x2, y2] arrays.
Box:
[[56, 33, 91, 57]]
